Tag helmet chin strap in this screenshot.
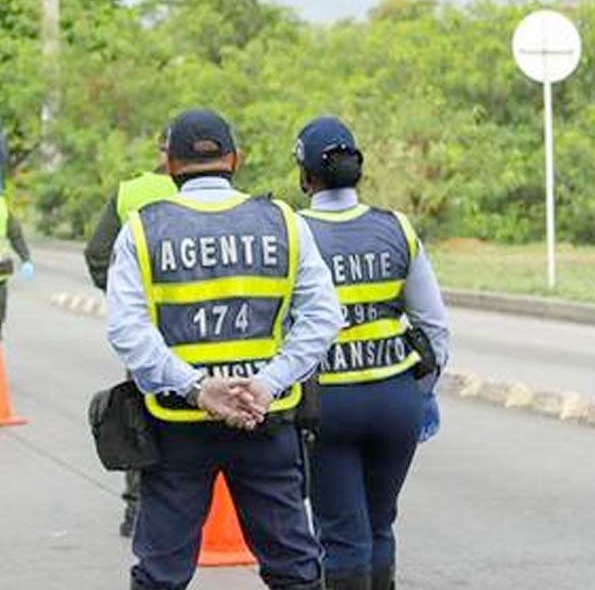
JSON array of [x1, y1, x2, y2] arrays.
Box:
[[299, 169, 311, 195]]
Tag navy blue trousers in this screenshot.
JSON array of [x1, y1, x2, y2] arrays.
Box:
[[310, 371, 423, 579], [132, 420, 321, 590]]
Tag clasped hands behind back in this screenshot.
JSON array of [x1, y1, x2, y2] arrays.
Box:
[[198, 376, 273, 430]]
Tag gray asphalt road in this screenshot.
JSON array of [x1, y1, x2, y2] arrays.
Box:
[[0, 242, 593, 589], [449, 306, 595, 397], [35, 240, 595, 398]]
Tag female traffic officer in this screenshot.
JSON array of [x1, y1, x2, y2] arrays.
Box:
[[294, 116, 449, 590]]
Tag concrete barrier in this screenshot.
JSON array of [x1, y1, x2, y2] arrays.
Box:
[[439, 370, 595, 428]]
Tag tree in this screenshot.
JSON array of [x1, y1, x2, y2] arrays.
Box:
[[1, 0, 593, 243]]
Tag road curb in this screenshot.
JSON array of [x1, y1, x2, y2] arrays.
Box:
[[50, 290, 595, 428], [439, 371, 595, 428], [443, 288, 595, 325], [50, 291, 106, 317]]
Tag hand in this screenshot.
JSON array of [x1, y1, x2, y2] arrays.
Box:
[[198, 376, 264, 429], [228, 377, 273, 429], [20, 261, 34, 280], [418, 392, 440, 443]]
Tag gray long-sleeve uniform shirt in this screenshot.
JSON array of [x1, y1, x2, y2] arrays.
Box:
[[106, 177, 344, 398]]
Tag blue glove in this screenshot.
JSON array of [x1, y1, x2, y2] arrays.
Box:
[[418, 392, 440, 443], [20, 260, 34, 280]]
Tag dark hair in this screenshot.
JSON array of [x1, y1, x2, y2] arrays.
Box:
[[318, 149, 363, 189]]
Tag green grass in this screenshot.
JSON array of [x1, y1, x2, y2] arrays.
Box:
[[427, 240, 595, 305]]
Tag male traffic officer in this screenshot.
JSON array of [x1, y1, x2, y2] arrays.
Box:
[[106, 108, 343, 590], [84, 129, 177, 537], [293, 116, 449, 590]]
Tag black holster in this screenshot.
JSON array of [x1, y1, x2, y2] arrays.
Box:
[[295, 373, 321, 440], [404, 326, 436, 379]]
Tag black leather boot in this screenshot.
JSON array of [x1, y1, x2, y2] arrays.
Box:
[[130, 569, 181, 590], [269, 578, 325, 590], [371, 566, 395, 590], [119, 504, 136, 537], [325, 574, 371, 590]]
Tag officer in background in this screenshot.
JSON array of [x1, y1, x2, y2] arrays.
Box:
[[293, 116, 449, 590], [106, 108, 343, 590], [84, 129, 176, 291], [84, 129, 177, 538], [0, 131, 34, 340], [0, 128, 8, 192]]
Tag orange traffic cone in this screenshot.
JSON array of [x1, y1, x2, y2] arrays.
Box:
[[0, 342, 28, 427], [198, 473, 257, 567]]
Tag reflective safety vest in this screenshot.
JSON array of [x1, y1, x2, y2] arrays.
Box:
[[0, 199, 11, 280], [129, 193, 302, 422], [300, 204, 421, 385], [116, 172, 177, 224]]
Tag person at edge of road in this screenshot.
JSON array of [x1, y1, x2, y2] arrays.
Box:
[[106, 107, 344, 590], [84, 128, 177, 539], [293, 115, 450, 590], [0, 127, 8, 193], [0, 130, 34, 340]]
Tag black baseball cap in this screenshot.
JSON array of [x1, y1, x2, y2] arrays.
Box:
[[166, 108, 237, 161], [294, 116, 360, 174]]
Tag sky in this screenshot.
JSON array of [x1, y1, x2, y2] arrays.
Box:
[[267, 0, 382, 22], [266, 1, 580, 23], [265, 0, 491, 23]]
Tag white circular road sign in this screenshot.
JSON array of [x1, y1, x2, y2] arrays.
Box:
[[512, 9, 581, 83]]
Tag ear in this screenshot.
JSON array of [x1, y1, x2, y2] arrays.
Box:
[[231, 150, 242, 173], [166, 155, 178, 176]]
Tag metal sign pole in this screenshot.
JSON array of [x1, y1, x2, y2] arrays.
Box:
[[543, 77, 556, 289], [512, 9, 581, 291]]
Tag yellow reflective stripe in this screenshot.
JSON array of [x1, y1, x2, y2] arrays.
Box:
[[167, 191, 251, 212], [151, 276, 290, 304], [393, 211, 418, 260], [270, 382, 302, 411], [336, 281, 403, 305], [129, 212, 158, 323], [300, 204, 370, 222], [337, 319, 404, 343], [172, 339, 277, 364], [144, 382, 302, 422], [272, 199, 299, 345], [145, 394, 213, 422], [318, 353, 420, 385]]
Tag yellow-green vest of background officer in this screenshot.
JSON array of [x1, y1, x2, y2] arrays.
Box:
[[129, 193, 302, 422], [116, 171, 177, 224], [301, 205, 421, 385]]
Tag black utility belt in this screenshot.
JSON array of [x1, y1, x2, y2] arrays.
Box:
[[155, 391, 298, 422]]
